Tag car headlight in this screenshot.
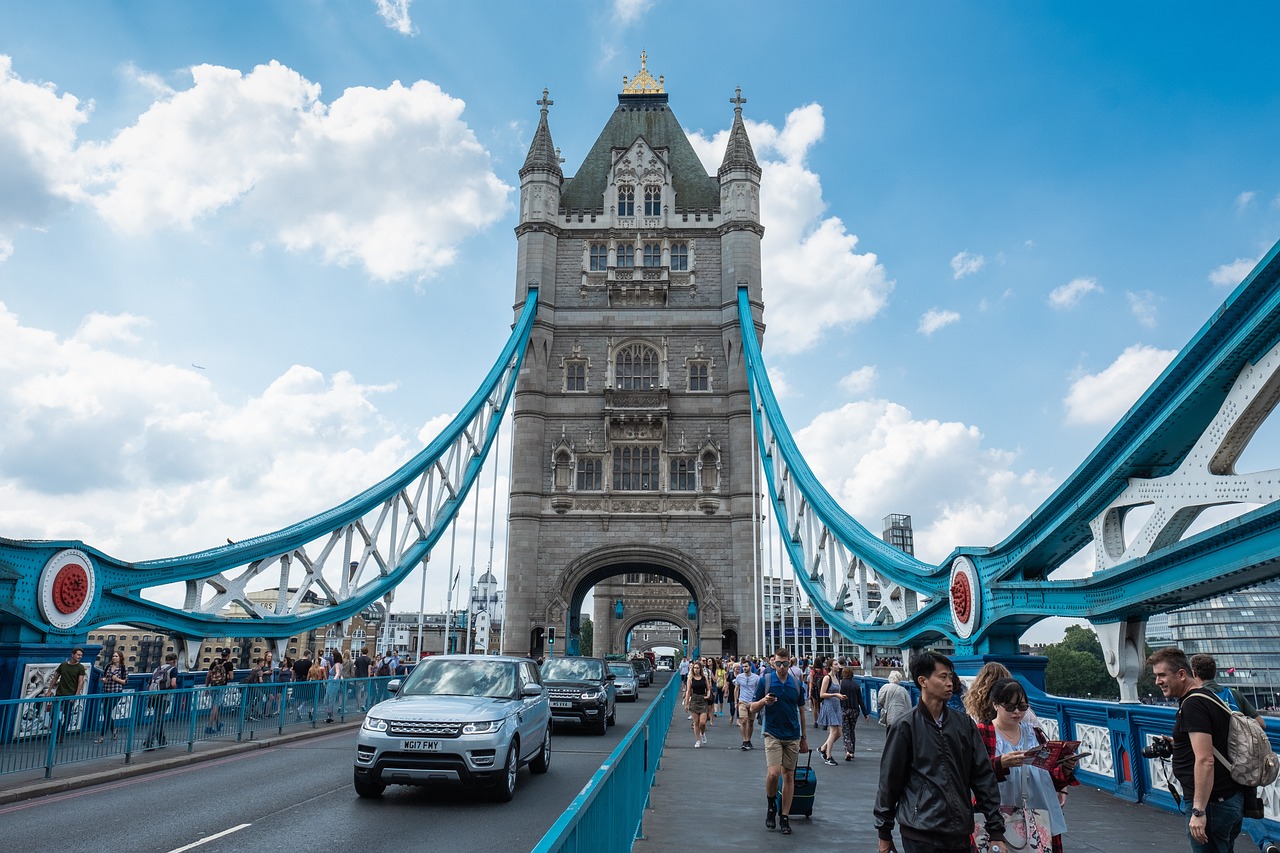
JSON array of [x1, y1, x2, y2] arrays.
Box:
[[363, 716, 388, 733], [580, 689, 602, 701], [462, 719, 503, 735]]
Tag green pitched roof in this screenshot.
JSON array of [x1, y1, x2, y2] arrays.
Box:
[[560, 94, 719, 212]]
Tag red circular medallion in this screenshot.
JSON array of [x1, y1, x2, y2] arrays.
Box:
[[950, 571, 972, 625], [51, 563, 90, 614]]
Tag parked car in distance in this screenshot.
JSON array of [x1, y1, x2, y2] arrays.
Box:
[[608, 662, 640, 701], [353, 655, 551, 802], [630, 657, 653, 687], [541, 656, 616, 734]]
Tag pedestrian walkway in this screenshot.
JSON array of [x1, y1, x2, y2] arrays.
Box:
[[639, 704, 1236, 851]]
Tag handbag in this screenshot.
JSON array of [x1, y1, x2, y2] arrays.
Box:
[[973, 750, 1053, 852]]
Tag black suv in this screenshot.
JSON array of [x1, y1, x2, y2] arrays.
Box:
[[630, 657, 653, 687], [540, 656, 617, 735]]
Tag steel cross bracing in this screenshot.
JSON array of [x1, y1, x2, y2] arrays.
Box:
[[738, 238, 1280, 671], [0, 290, 538, 648]]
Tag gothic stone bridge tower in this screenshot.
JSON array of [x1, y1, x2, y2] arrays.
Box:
[[503, 57, 765, 659]]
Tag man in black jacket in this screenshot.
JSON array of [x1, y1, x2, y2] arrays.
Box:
[[874, 651, 1008, 853]]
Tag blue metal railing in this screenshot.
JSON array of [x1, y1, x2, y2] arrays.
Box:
[[532, 675, 681, 853], [0, 676, 393, 778]]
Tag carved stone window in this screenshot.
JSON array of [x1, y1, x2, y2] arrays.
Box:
[[565, 360, 586, 392], [613, 444, 660, 490], [642, 242, 662, 268], [617, 244, 635, 268], [670, 242, 689, 271], [688, 362, 709, 392], [615, 342, 660, 390], [618, 185, 635, 217], [644, 185, 661, 216], [576, 457, 602, 490], [589, 243, 608, 272], [670, 457, 697, 491]]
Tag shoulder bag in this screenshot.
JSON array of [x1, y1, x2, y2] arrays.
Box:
[[973, 743, 1053, 852]]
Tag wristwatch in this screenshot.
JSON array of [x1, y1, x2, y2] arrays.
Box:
[[1190, 808, 1206, 818]]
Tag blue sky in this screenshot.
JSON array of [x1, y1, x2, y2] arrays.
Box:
[[2, 2, 1279, 644]]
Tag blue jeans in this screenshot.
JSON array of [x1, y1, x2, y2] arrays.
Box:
[[1244, 816, 1276, 851], [1187, 790, 1243, 853]]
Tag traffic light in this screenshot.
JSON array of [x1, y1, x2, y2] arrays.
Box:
[[547, 626, 556, 646], [681, 628, 689, 647]]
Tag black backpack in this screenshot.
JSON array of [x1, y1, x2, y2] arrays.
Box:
[[376, 658, 392, 677]]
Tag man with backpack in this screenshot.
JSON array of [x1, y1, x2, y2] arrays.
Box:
[[747, 647, 809, 835], [143, 653, 179, 749], [1190, 653, 1279, 853], [1150, 646, 1244, 852]]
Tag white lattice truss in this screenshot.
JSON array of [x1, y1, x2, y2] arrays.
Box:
[[173, 366, 516, 629], [756, 404, 922, 628]]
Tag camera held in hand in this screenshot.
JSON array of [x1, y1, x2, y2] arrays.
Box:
[[1142, 737, 1173, 759]]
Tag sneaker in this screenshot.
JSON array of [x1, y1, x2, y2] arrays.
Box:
[[823, 756, 838, 766], [765, 807, 777, 830], [700, 733, 707, 744], [747, 741, 754, 749], [694, 740, 701, 748], [741, 741, 750, 751], [779, 816, 791, 835]]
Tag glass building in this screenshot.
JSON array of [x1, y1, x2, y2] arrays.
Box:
[[1168, 578, 1280, 711]]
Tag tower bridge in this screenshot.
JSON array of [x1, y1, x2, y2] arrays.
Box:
[[4, 56, 1280, 721]]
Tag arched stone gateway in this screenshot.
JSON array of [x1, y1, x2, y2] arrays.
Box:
[[502, 56, 765, 661]]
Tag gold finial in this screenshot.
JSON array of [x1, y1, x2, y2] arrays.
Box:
[[621, 49, 665, 95]]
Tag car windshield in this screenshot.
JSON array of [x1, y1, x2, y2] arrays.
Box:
[[542, 659, 603, 681], [608, 664, 634, 677], [400, 659, 517, 699]]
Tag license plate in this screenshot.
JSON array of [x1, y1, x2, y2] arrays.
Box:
[[551, 701, 573, 709], [403, 739, 441, 752]]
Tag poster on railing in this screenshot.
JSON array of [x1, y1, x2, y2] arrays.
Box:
[[13, 663, 88, 740]]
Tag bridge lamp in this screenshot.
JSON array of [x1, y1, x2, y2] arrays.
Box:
[[614, 599, 624, 619]]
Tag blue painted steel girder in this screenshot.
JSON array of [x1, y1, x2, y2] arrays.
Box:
[[0, 291, 539, 642]]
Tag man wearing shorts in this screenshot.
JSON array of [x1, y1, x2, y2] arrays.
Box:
[[749, 647, 808, 835], [734, 662, 762, 750]]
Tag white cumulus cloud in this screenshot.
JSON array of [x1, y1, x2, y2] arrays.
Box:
[[374, 0, 416, 35], [1209, 256, 1260, 288], [951, 251, 985, 279], [1063, 344, 1177, 426], [794, 400, 1054, 562], [689, 104, 893, 355], [918, 308, 960, 336], [838, 366, 878, 396], [1048, 277, 1101, 309]]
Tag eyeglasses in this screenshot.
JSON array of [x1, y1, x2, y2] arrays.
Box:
[[773, 661, 789, 667], [1000, 703, 1030, 713]]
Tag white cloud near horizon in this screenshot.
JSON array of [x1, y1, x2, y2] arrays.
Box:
[[951, 251, 985, 279], [1209, 256, 1260, 288], [0, 57, 509, 280], [1063, 344, 1177, 426], [689, 105, 893, 355], [1048, 277, 1101, 309], [374, 0, 416, 35], [918, 308, 960, 335], [794, 400, 1054, 563]]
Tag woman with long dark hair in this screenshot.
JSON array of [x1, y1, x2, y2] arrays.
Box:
[[96, 650, 128, 743]]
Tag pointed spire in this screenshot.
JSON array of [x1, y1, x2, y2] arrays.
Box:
[[521, 88, 563, 179], [719, 86, 760, 177]]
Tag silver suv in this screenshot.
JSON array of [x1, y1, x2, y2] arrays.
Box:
[[354, 655, 551, 801]]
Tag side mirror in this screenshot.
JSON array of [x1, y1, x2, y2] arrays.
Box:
[[387, 679, 402, 694], [521, 683, 543, 697], [606, 673, 616, 681]]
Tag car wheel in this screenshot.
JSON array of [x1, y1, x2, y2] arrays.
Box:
[[607, 703, 616, 726], [530, 726, 551, 774], [353, 771, 385, 799], [594, 711, 608, 735], [492, 744, 518, 802]]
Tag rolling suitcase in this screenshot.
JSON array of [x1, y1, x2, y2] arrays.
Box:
[[778, 749, 817, 818]]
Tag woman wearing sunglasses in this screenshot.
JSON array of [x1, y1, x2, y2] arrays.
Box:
[[976, 678, 1078, 852]]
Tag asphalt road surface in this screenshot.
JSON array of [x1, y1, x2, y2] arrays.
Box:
[[0, 674, 673, 853]]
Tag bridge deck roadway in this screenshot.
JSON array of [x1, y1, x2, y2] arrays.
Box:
[[639, 700, 1241, 852]]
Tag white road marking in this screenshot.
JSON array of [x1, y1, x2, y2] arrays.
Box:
[[165, 823, 251, 853]]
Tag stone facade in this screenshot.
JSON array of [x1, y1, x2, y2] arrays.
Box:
[[502, 64, 765, 659]]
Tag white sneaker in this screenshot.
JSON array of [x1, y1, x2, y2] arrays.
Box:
[[694, 740, 701, 748], [701, 733, 707, 744]]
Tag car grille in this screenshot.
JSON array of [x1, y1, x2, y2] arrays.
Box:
[[386, 720, 462, 738], [547, 687, 581, 699]]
